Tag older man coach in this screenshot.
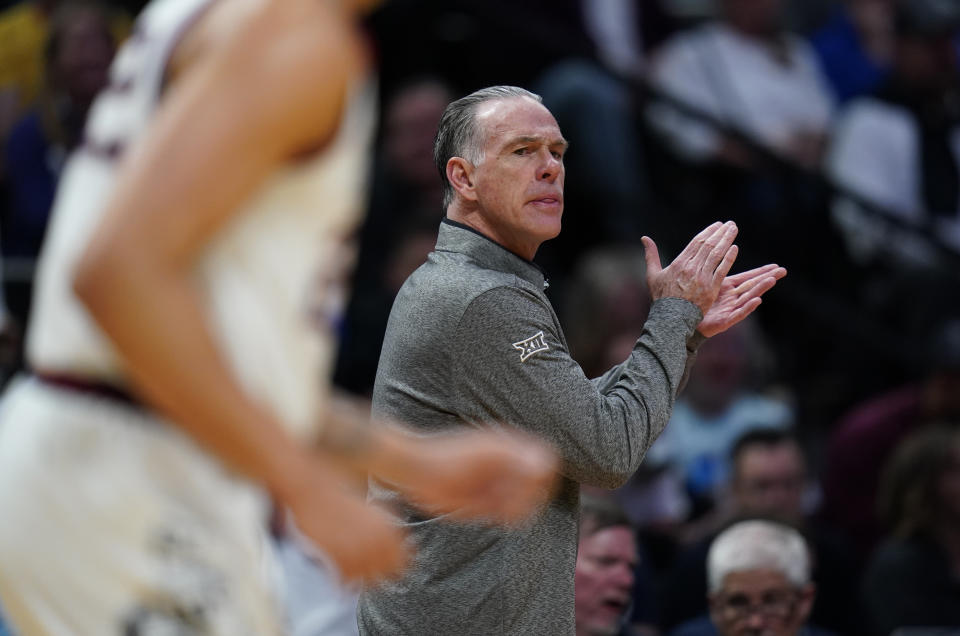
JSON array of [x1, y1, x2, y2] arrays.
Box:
[[357, 86, 786, 634]]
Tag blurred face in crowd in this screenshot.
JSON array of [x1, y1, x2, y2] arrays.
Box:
[[848, 0, 894, 34], [895, 32, 958, 91], [385, 81, 451, 189], [574, 525, 637, 636], [722, 0, 784, 37], [709, 569, 814, 636], [51, 6, 115, 105], [459, 97, 567, 259], [684, 325, 750, 415], [732, 441, 806, 524]]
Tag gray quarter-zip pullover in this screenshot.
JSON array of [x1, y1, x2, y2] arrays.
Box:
[[357, 219, 703, 635]]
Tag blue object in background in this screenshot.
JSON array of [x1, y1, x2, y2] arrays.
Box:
[[810, 8, 890, 103]]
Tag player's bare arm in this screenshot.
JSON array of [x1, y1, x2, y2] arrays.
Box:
[[71, 0, 405, 581], [317, 395, 558, 524], [72, 0, 556, 581]]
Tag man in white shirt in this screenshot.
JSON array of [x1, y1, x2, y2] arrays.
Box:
[[647, 0, 834, 171], [828, 0, 960, 265], [826, 0, 960, 337]]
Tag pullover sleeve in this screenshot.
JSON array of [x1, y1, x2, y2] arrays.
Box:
[[592, 331, 706, 396], [451, 288, 702, 488]]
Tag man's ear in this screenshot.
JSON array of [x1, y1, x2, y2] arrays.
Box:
[[447, 157, 478, 202], [794, 583, 816, 626], [707, 593, 723, 626]]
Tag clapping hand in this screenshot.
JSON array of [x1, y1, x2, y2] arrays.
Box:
[[642, 221, 786, 337], [698, 263, 786, 337], [642, 221, 739, 314]]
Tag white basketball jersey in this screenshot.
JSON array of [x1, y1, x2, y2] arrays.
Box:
[[26, 0, 376, 440]]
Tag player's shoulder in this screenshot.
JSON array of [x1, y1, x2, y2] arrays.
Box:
[[164, 0, 366, 151], [171, 0, 360, 81]]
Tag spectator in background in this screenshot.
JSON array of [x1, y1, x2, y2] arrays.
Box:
[[644, 317, 792, 512], [821, 319, 960, 560], [334, 77, 451, 396], [659, 429, 862, 635], [3, 0, 116, 325], [670, 519, 829, 636], [643, 0, 838, 283], [353, 77, 451, 285], [861, 425, 960, 634], [560, 246, 652, 380], [809, 0, 894, 103], [647, 0, 834, 172], [826, 0, 960, 340], [575, 493, 655, 636], [828, 0, 960, 259], [0, 0, 127, 166], [0, 0, 59, 148]]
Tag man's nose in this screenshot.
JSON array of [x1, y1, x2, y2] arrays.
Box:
[[537, 151, 562, 182], [744, 610, 766, 630], [612, 565, 635, 588]]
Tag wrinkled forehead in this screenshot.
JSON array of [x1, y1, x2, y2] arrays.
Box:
[[579, 525, 638, 561], [474, 97, 565, 150]]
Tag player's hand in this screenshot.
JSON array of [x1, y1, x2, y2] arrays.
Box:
[[698, 264, 787, 338], [286, 473, 409, 583], [642, 221, 739, 315], [395, 428, 559, 524]]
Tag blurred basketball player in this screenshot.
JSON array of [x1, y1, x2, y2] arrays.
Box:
[[0, 0, 557, 633]]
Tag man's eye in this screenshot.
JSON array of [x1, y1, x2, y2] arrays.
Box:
[[762, 591, 789, 605], [551, 150, 563, 159], [514, 148, 529, 156], [726, 594, 751, 609]]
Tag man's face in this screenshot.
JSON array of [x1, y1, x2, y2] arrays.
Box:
[[685, 325, 749, 413], [56, 9, 115, 105], [385, 82, 450, 188], [895, 34, 959, 91], [732, 443, 806, 523], [574, 526, 637, 636], [469, 97, 566, 258], [709, 569, 814, 636]]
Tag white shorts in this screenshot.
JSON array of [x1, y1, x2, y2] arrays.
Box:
[[0, 376, 285, 635]]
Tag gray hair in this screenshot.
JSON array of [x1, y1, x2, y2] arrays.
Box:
[[579, 493, 634, 538], [433, 85, 542, 209], [707, 520, 810, 593]]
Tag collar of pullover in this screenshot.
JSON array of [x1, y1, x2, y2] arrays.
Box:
[[437, 218, 548, 291]]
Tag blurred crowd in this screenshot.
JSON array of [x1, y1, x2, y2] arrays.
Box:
[[1, 0, 959, 634]]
